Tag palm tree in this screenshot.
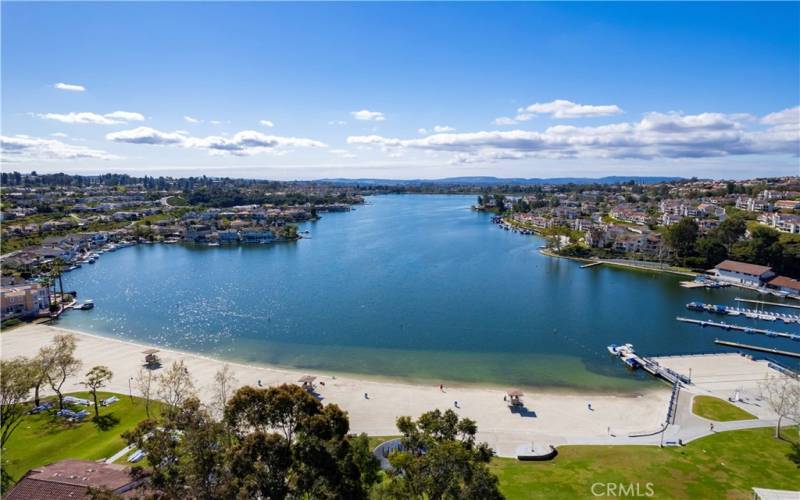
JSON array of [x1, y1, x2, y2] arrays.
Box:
[[50, 258, 65, 303]]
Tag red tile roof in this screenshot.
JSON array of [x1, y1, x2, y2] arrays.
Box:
[[4, 460, 144, 500], [715, 260, 773, 276], [768, 275, 800, 292]]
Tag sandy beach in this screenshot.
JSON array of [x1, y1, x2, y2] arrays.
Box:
[[1, 323, 671, 457]]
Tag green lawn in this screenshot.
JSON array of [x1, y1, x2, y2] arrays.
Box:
[[491, 427, 799, 499], [692, 396, 757, 422], [3, 391, 161, 482]]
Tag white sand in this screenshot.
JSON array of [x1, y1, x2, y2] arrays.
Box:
[[2, 324, 670, 457]]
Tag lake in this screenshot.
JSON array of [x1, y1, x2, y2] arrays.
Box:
[[58, 194, 800, 392]]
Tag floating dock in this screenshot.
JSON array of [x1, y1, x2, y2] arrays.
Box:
[[686, 302, 800, 324], [676, 316, 800, 341], [608, 344, 691, 385], [713, 339, 800, 358], [735, 298, 800, 310], [580, 262, 602, 269]]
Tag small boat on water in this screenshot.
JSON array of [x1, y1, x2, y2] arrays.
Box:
[[77, 299, 94, 310], [607, 343, 634, 357]]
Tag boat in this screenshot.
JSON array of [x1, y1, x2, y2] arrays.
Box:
[[607, 343, 634, 357], [78, 300, 94, 310], [686, 302, 705, 312]]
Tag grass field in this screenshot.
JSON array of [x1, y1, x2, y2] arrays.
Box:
[[692, 396, 757, 422], [490, 427, 799, 499], [3, 391, 161, 482]]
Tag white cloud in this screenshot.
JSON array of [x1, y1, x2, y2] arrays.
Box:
[[348, 108, 800, 163], [50, 132, 68, 138], [106, 127, 187, 145], [53, 82, 85, 92], [184, 116, 202, 124], [1, 135, 118, 161], [762, 106, 800, 125], [494, 99, 623, 124], [39, 111, 144, 125], [433, 125, 455, 133], [328, 120, 347, 126], [104, 111, 145, 122], [259, 120, 275, 127], [518, 99, 623, 119], [106, 127, 327, 156], [351, 109, 386, 121], [418, 128, 428, 134]]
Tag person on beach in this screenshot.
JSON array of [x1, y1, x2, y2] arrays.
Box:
[[454, 400, 459, 408], [257, 379, 262, 387], [587, 402, 593, 411], [710, 423, 714, 432], [364, 392, 369, 400]]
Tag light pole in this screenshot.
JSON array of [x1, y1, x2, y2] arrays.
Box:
[[128, 377, 134, 403]]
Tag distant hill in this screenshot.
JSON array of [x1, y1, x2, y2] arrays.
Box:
[[317, 176, 684, 186]]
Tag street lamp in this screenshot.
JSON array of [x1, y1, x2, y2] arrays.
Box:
[[128, 376, 134, 402]]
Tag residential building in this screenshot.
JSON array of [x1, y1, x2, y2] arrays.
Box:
[[1, 280, 50, 320]]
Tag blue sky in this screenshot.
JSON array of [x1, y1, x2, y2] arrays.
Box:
[[2, 2, 798, 180]]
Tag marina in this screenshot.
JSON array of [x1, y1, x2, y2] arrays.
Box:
[[685, 301, 800, 324], [676, 316, 800, 341]]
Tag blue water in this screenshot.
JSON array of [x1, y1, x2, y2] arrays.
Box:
[[57, 195, 800, 391]]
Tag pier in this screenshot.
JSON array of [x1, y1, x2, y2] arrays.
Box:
[[608, 344, 691, 385], [676, 316, 800, 341], [735, 297, 800, 310], [713, 339, 800, 359], [580, 262, 602, 269]]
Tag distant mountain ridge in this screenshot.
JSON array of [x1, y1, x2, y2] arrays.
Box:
[[317, 176, 684, 186]]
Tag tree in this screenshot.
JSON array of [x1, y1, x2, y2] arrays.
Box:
[[124, 384, 376, 499], [0, 357, 34, 449], [760, 374, 800, 439], [664, 217, 699, 261], [695, 236, 728, 268], [731, 225, 784, 270], [380, 408, 503, 500], [211, 364, 237, 418], [82, 366, 114, 417], [157, 360, 196, 414], [135, 367, 155, 418], [714, 216, 746, 249], [42, 334, 82, 410]]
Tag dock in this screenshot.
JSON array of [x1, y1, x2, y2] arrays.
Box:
[[735, 297, 800, 310], [714, 339, 800, 359], [676, 316, 800, 341], [608, 344, 691, 385], [580, 262, 602, 269], [686, 302, 800, 323]]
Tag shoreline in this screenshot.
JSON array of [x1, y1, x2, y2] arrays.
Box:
[[2, 323, 672, 457]]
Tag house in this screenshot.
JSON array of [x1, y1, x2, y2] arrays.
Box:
[[714, 260, 775, 286], [217, 230, 240, 244], [766, 276, 800, 296], [735, 197, 772, 212], [760, 213, 800, 234], [241, 229, 275, 243], [1, 281, 50, 320], [4, 460, 147, 500]]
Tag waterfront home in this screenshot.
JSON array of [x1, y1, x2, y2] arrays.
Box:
[[241, 228, 276, 243], [218, 230, 240, 244], [185, 224, 213, 242], [0, 279, 50, 320], [4, 459, 149, 500], [713, 260, 775, 286]]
